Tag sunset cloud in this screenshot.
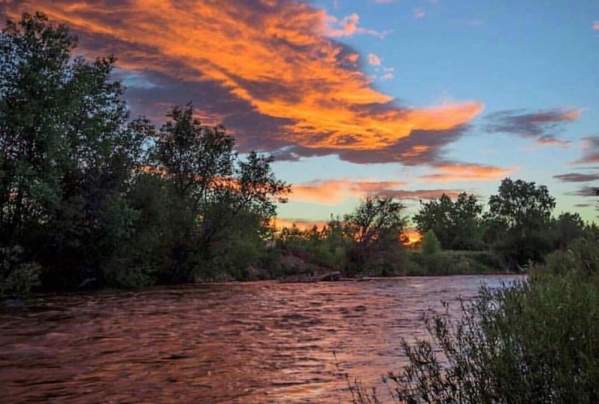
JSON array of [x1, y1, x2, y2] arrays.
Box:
[[553, 172, 599, 183], [290, 179, 406, 204], [421, 162, 514, 182], [367, 53, 381, 66], [575, 136, 599, 165], [485, 108, 580, 146], [593, 21, 599, 31], [324, 13, 388, 38], [379, 189, 464, 200], [289, 179, 465, 204], [273, 218, 328, 231], [572, 186, 599, 197], [1, 0, 483, 166]]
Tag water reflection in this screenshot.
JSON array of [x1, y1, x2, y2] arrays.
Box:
[[0, 275, 523, 403]]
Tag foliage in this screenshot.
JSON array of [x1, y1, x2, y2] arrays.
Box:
[[408, 250, 503, 276], [0, 13, 289, 291], [414, 193, 484, 250], [551, 212, 586, 250], [487, 178, 557, 267], [0, 12, 152, 288], [543, 237, 599, 277], [0, 245, 41, 297], [343, 195, 408, 275], [420, 230, 441, 256], [276, 219, 351, 271], [352, 238, 599, 404]]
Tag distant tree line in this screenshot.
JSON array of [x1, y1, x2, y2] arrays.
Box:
[[413, 178, 596, 270]]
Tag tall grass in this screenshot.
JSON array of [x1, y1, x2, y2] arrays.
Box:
[[352, 237, 599, 403]]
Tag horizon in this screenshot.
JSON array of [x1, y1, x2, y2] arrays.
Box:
[[2, 0, 598, 224]]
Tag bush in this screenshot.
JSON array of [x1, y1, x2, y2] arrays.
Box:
[[407, 250, 504, 276], [0, 246, 42, 297], [544, 237, 599, 277], [353, 239, 599, 403], [421, 230, 441, 256]]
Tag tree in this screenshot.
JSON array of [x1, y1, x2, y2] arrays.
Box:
[[487, 178, 556, 266], [0, 12, 151, 286], [413, 193, 484, 250], [552, 212, 585, 250], [488, 178, 555, 230], [150, 104, 289, 280], [344, 195, 407, 274], [152, 104, 235, 212], [0, 12, 292, 289]]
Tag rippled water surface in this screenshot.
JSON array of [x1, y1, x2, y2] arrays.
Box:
[[0, 275, 523, 403]]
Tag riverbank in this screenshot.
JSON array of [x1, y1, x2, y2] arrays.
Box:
[[0, 246, 517, 298]]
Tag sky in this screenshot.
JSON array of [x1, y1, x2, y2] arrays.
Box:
[[2, 0, 599, 226]]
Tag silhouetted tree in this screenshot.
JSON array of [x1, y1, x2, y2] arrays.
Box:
[[487, 178, 556, 267], [414, 193, 484, 250], [344, 195, 407, 275]]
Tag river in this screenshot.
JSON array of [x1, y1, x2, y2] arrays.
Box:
[[0, 275, 523, 403]]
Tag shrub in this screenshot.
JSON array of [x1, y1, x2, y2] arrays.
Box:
[[407, 250, 504, 276], [0, 246, 42, 297], [421, 230, 441, 256], [544, 237, 599, 277], [353, 239, 599, 403]]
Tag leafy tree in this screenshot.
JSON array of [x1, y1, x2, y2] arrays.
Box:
[[152, 104, 235, 212], [344, 195, 407, 275], [413, 194, 454, 248], [0, 12, 151, 286], [0, 13, 290, 289], [413, 193, 484, 250], [487, 178, 556, 266], [149, 104, 289, 281], [552, 212, 586, 250], [488, 178, 555, 229]]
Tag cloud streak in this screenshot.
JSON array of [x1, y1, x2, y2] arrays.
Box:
[[420, 162, 514, 183], [553, 172, 599, 183], [575, 136, 599, 165], [324, 13, 389, 39], [0, 0, 491, 169], [572, 186, 599, 197], [290, 179, 465, 204], [485, 108, 580, 146]]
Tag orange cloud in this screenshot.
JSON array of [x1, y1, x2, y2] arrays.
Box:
[[291, 179, 406, 204], [421, 163, 514, 183], [274, 217, 328, 231], [289, 179, 469, 204], [593, 21, 599, 31], [3, 0, 482, 154]]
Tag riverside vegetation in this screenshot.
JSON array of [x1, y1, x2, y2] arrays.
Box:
[[349, 237, 599, 404], [1, 13, 598, 299]]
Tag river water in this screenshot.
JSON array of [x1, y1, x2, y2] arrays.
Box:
[[0, 275, 523, 403]]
